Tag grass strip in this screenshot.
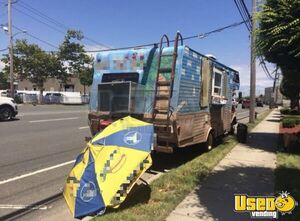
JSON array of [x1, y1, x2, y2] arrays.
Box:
[[275, 153, 300, 221], [274, 108, 300, 220], [247, 109, 272, 131], [93, 109, 272, 221]]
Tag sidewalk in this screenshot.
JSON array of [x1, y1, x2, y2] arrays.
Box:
[[166, 110, 279, 221]]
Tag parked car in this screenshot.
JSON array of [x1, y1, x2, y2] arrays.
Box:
[[256, 100, 264, 107], [0, 96, 18, 120], [242, 99, 250, 109], [0, 91, 7, 97], [60, 92, 82, 105], [43, 93, 62, 104]]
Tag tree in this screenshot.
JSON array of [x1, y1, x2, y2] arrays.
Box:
[[58, 30, 93, 87], [1, 53, 24, 90], [78, 65, 93, 95], [0, 71, 8, 90], [257, 0, 300, 110], [0, 70, 8, 89], [280, 70, 300, 109], [9, 39, 62, 103]]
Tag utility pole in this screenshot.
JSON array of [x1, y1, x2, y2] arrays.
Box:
[[8, 0, 14, 98], [249, 0, 256, 123]]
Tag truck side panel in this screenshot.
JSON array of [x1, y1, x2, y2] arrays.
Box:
[[175, 47, 210, 146]]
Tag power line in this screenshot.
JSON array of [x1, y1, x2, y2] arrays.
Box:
[[13, 5, 109, 51], [18, 1, 68, 30], [240, 0, 251, 19], [233, 0, 275, 80], [9, 20, 247, 56], [13, 6, 66, 35], [13, 25, 59, 49], [17, 1, 110, 49], [233, 0, 251, 31], [81, 20, 248, 53]]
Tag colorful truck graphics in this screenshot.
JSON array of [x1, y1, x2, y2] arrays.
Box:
[[89, 34, 239, 153]]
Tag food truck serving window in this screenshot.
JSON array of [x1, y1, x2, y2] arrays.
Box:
[[213, 70, 223, 96], [102, 73, 139, 83]]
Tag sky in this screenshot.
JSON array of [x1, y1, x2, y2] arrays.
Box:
[[0, 0, 275, 95]]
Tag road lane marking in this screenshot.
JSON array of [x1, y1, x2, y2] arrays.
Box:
[[29, 117, 78, 123], [20, 110, 88, 117], [0, 160, 75, 185], [78, 126, 89, 129], [238, 110, 249, 114], [0, 204, 50, 210]]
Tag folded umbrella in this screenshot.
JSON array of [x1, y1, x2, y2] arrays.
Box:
[[64, 116, 153, 219]]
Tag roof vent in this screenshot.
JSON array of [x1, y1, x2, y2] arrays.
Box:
[[205, 54, 217, 60]]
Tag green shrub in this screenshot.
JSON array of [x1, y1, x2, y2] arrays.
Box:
[[290, 109, 300, 115], [280, 108, 290, 115], [280, 108, 300, 115], [14, 95, 23, 104], [282, 119, 296, 128]]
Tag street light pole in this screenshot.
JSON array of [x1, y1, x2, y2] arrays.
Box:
[[8, 0, 14, 98], [249, 0, 256, 123]]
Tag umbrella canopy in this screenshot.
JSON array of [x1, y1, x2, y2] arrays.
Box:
[[64, 116, 153, 219]]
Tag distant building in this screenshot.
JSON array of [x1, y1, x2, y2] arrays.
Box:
[[264, 87, 273, 105], [264, 86, 283, 105], [264, 73, 283, 105], [17, 77, 90, 95]]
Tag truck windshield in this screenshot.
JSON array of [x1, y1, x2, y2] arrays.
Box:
[[98, 81, 153, 114], [102, 73, 139, 83], [99, 82, 130, 112]]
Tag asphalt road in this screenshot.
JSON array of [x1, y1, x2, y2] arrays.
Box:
[[236, 104, 269, 123], [0, 104, 90, 220], [0, 104, 268, 221]]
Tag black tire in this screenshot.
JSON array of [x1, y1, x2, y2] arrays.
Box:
[[229, 118, 237, 135], [204, 132, 213, 151], [0, 106, 13, 121], [229, 124, 235, 135]]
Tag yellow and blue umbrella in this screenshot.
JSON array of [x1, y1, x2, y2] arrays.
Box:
[[63, 116, 153, 219]]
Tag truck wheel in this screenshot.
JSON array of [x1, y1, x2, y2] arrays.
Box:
[[205, 133, 213, 151], [0, 106, 13, 121]]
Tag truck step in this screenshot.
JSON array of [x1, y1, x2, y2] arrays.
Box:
[[152, 119, 169, 125], [153, 108, 169, 114], [157, 80, 171, 86], [154, 124, 172, 133], [152, 113, 169, 121], [155, 95, 169, 100], [158, 67, 172, 73], [154, 145, 173, 153], [157, 133, 173, 141]]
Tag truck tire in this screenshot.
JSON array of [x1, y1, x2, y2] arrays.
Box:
[[204, 132, 213, 151], [0, 105, 13, 121]]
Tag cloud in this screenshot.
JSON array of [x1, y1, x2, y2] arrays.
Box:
[[230, 61, 276, 96]]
